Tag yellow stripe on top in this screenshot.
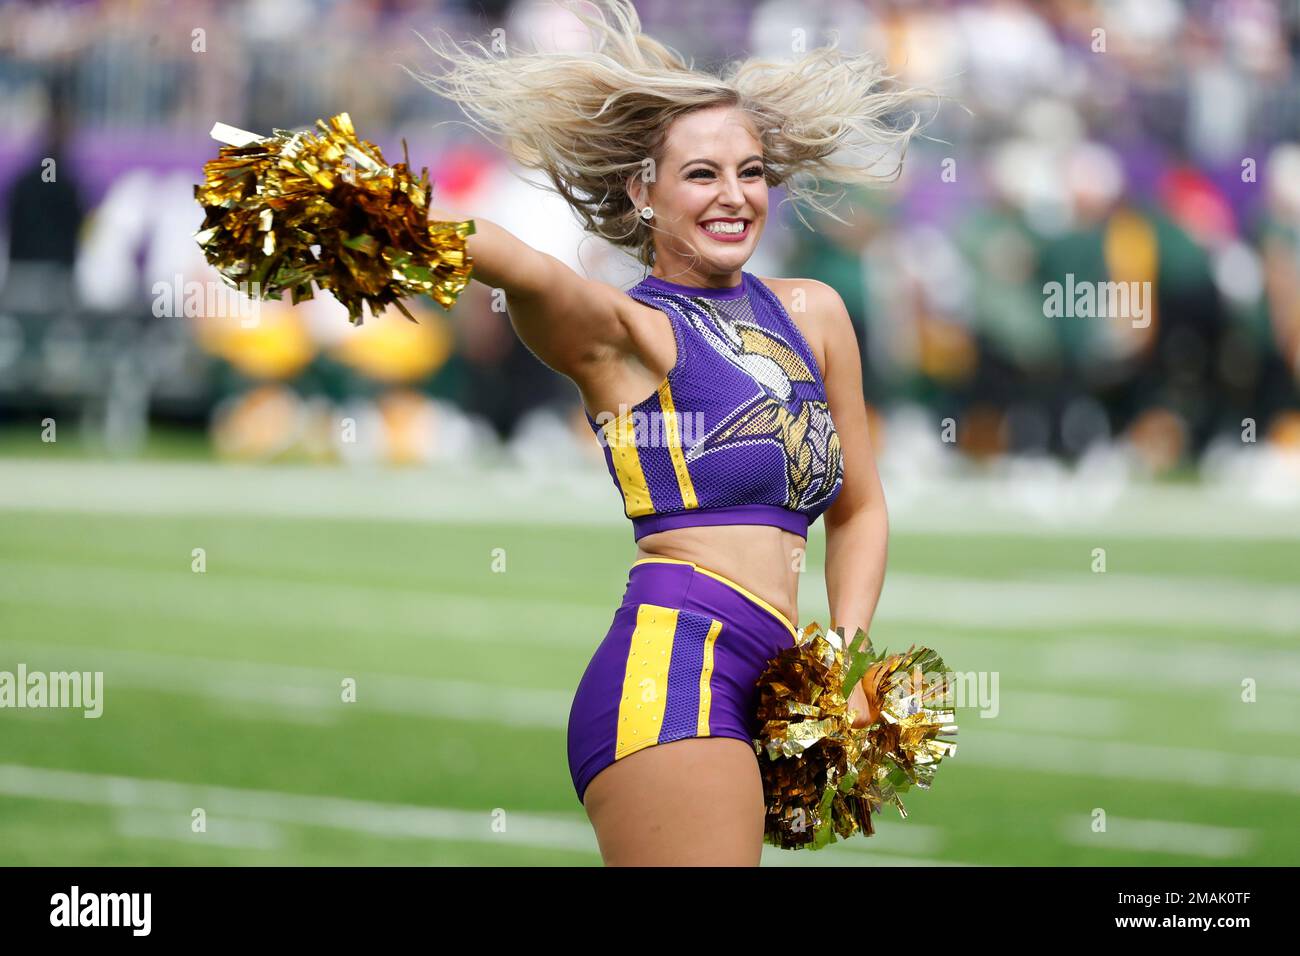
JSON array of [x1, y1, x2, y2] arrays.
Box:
[[697, 617, 723, 735], [601, 414, 653, 517], [630, 556, 799, 642], [614, 604, 677, 759], [656, 380, 698, 510]]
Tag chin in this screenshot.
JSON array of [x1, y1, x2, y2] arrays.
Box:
[[711, 251, 754, 269], [698, 238, 758, 263]]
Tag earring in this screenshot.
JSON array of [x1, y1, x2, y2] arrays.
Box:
[[640, 206, 654, 220]]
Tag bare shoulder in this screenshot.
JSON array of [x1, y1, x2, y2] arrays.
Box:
[[613, 285, 677, 366], [613, 284, 663, 333], [578, 280, 678, 401], [759, 274, 847, 316], [753, 276, 852, 377]]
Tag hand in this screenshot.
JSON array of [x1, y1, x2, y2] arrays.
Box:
[[847, 678, 880, 729]]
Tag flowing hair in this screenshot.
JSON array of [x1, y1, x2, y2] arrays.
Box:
[[407, 0, 926, 269]]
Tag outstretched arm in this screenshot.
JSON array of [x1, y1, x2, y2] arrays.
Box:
[[430, 205, 633, 379], [805, 281, 888, 631]]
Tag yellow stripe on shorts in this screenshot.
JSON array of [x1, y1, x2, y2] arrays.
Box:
[[696, 617, 722, 735], [614, 604, 677, 759]]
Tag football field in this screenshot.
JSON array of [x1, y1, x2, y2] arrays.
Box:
[[1, 457, 1298, 866]]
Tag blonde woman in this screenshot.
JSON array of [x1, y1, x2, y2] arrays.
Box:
[[415, 0, 909, 865]]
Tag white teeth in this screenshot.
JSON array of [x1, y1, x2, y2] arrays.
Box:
[[703, 221, 746, 234]]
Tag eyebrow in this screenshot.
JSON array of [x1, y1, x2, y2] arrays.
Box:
[[679, 155, 764, 172]]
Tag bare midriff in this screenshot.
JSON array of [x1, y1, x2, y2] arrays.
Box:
[[634, 523, 806, 628]]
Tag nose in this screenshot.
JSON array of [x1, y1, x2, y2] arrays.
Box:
[[717, 170, 746, 209]]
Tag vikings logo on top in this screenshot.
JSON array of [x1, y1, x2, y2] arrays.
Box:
[[590, 280, 842, 520], [632, 284, 843, 514]]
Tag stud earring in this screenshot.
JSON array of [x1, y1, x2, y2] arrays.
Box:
[[640, 206, 654, 221]]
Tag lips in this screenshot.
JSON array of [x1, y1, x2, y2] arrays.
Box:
[[698, 218, 751, 242]]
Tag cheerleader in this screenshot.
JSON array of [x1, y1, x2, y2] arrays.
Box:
[[416, 0, 913, 865]]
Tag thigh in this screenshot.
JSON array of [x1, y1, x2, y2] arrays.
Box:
[[581, 736, 766, 866]]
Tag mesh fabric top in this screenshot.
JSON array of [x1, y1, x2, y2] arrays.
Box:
[[584, 271, 844, 541]]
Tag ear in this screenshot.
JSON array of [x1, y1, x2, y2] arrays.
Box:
[[626, 174, 647, 211]]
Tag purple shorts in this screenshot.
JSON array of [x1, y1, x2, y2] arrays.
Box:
[[567, 556, 800, 806]]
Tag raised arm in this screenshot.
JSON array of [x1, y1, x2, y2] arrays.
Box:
[[430, 206, 633, 379]]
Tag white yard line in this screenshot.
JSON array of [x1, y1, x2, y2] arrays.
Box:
[[974, 731, 1300, 794], [0, 763, 598, 854], [0, 558, 607, 649], [0, 640, 573, 728], [2, 555, 1297, 641], [4, 642, 1300, 795], [1035, 637, 1300, 691], [0, 639, 1260, 732], [871, 574, 1300, 637], [2, 458, 1299, 538], [988, 690, 1129, 736], [1056, 816, 1256, 859], [112, 808, 284, 850], [0, 763, 963, 865]]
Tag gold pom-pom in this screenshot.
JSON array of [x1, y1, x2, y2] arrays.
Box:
[[754, 622, 958, 850], [193, 113, 474, 325]]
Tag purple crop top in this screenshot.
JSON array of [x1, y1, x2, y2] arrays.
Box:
[[583, 271, 844, 541]]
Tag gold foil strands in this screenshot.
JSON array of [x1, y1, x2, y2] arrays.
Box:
[[194, 113, 474, 325], [754, 622, 959, 850]]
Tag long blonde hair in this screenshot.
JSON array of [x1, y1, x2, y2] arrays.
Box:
[[409, 0, 923, 268]]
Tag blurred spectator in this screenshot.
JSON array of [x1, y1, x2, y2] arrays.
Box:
[[0, 0, 1296, 472], [2, 72, 86, 314]]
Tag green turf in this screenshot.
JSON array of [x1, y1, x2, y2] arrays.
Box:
[[0, 425, 214, 461], [1, 507, 1297, 866]]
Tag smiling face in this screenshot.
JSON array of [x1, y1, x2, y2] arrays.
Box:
[[628, 104, 768, 287]]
